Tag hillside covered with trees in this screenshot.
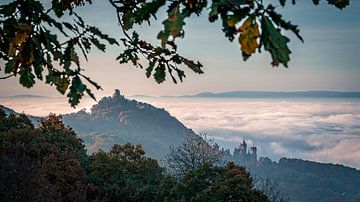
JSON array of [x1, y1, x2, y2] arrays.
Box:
[[0, 109, 269, 201], [246, 157, 360, 202], [62, 89, 194, 158]]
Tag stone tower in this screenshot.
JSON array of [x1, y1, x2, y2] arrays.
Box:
[[240, 139, 247, 156], [114, 89, 121, 97], [249, 146, 257, 161]]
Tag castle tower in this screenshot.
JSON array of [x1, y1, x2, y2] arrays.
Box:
[[249, 146, 257, 162], [114, 89, 121, 97], [238, 138, 248, 163], [240, 138, 247, 156]]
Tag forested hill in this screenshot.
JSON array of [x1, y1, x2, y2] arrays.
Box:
[[62, 90, 193, 158], [246, 157, 360, 202]]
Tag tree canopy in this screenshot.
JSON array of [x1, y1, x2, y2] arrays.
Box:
[[0, 0, 350, 106], [0, 109, 271, 201]]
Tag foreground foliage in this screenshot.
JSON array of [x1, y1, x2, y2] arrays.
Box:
[[0, 110, 269, 201], [0, 0, 351, 106]]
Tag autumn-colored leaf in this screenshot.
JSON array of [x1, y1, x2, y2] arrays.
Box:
[[238, 18, 260, 58], [8, 23, 32, 57]]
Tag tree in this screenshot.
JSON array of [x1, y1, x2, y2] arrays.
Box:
[[86, 143, 166, 201], [169, 162, 270, 201], [164, 132, 223, 177], [0, 111, 92, 201], [255, 177, 290, 202], [0, 108, 33, 131], [0, 0, 351, 106]]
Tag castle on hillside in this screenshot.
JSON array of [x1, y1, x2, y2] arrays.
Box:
[[233, 139, 257, 164], [220, 139, 257, 165]]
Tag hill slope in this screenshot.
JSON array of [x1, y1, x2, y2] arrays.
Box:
[[246, 157, 360, 202], [63, 90, 193, 158]]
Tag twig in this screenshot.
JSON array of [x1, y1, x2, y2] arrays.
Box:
[[0, 74, 14, 79]]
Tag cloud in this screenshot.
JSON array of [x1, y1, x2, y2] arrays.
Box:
[[0, 97, 96, 116], [144, 98, 360, 169]]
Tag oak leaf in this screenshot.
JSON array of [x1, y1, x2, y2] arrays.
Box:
[[238, 18, 260, 58]]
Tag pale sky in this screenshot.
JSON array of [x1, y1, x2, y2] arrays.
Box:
[[1, 0, 360, 97]]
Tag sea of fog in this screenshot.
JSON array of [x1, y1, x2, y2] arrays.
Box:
[[1, 96, 360, 169]]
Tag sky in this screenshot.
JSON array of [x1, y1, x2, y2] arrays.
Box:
[[0, 0, 360, 97]]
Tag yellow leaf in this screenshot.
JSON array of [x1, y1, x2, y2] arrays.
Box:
[[239, 18, 252, 32], [8, 23, 32, 57], [238, 18, 260, 57]]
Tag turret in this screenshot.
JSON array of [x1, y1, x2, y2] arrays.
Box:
[[240, 138, 247, 155], [114, 89, 121, 97], [249, 146, 257, 161]]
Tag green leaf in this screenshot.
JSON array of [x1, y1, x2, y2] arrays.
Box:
[[85, 88, 96, 101], [90, 37, 106, 52], [175, 68, 185, 82], [88, 26, 119, 45], [208, 3, 219, 22], [157, 5, 189, 48], [154, 63, 166, 83], [5, 59, 16, 74], [67, 76, 86, 107], [146, 59, 157, 78], [45, 71, 69, 94], [327, 0, 350, 9], [279, 0, 287, 7], [33, 60, 44, 80], [181, 58, 203, 74], [267, 7, 303, 42], [0, 2, 17, 17], [227, 10, 248, 28], [43, 15, 69, 37], [261, 16, 291, 67], [19, 68, 35, 88], [312, 0, 320, 5], [280, 0, 349, 9], [278, 0, 297, 6], [63, 42, 77, 72], [232, 0, 250, 6], [133, 0, 166, 25], [51, 0, 92, 17], [56, 77, 70, 94]]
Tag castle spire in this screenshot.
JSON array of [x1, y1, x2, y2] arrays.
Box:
[[114, 89, 121, 97], [242, 138, 246, 146]]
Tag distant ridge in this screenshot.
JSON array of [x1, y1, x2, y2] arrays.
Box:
[[2, 94, 50, 99], [0, 105, 41, 125], [162, 91, 360, 99]]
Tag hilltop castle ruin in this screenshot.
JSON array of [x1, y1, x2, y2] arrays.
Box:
[[221, 139, 257, 165]]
